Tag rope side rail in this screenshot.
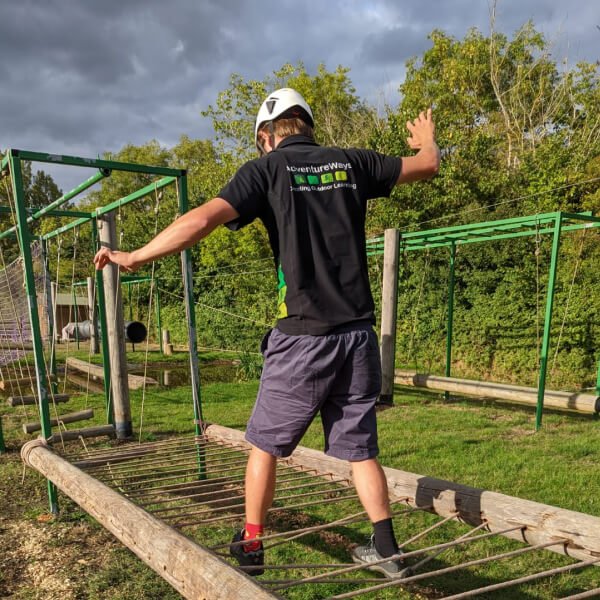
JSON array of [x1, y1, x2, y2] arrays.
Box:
[[55, 430, 600, 598]]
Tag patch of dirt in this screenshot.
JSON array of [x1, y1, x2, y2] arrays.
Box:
[[0, 515, 116, 599]]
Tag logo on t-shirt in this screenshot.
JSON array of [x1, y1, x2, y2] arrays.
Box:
[[287, 162, 356, 192]]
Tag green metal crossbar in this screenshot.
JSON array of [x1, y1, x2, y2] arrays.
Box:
[[366, 211, 600, 254]]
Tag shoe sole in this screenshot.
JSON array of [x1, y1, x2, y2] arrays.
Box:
[[352, 555, 403, 579]]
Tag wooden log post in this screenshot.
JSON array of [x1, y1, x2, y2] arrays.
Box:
[[98, 212, 132, 439], [394, 370, 600, 414], [205, 424, 600, 565], [87, 276, 99, 355], [162, 329, 173, 356], [21, 439, 278, 599], [379, 228, 400, 406]]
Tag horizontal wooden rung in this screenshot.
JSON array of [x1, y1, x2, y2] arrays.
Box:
[[23, 409, 94, 434], [47, 424, 115, 444], [7, 394, 70, 407]]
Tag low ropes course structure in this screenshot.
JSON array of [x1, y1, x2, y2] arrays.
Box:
[[2, 148, 600, 597], [20, 427, 600, 599], [370, 214, 600, 428]]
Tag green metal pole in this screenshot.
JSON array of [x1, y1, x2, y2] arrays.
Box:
[[8, 151, 59, 512], [595, 357, 600, 397], [92, 219, 113, 425], [444, 243, 457, 401], [0, 417, 5, 453], [535, 214, 563, 431], [178, 174, 205, 479], [155, 282, 163, 354]]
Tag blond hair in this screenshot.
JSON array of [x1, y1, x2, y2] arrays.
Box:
[[258, 117, 314, 141]]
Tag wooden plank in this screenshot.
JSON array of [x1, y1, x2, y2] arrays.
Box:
[[66, 357, 157, 390], [21, 439, 279, 599], [7, 393, 70, 407], [23, 409, 94, 434], [394, 370, 600, 414], [204, 424, 600, 564]]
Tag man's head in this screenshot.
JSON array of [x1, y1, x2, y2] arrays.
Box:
[[255, 88, 314, 155]]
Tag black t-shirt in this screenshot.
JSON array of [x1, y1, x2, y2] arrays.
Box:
[[219, 135, 401, 335]]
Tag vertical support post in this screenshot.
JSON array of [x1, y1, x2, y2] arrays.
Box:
[[444, 242, 457, 401], [536, 214, 563, 431], [595, 356, 600, 397], [91, 219, 113, 424], [155, 283, 163, 354], [8, 150, 58, 512], [41, 240, 58, 395], [98, 212, 131, 439], [87, 277, 99, 354], [177, 174, 205, 479], [379, 229, 401, 406]]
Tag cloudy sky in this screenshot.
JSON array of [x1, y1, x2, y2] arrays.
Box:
[[1, 0, 598, 192]]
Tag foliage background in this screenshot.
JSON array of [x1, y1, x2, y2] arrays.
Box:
[[2, 23, 598, 391]]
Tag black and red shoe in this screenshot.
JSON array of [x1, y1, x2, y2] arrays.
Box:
[[229, 529, 264, 576]]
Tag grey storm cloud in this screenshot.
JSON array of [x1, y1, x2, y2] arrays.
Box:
[[0, 0, 597, 191]]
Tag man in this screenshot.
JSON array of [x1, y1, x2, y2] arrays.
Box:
[[94, 88, 440, 578]]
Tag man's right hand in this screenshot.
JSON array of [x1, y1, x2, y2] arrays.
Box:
[[93, 247, 139, 272]]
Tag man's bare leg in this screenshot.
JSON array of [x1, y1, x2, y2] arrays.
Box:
[[351, 457, 400, 568], [245, 446, 277, 524], [351, 457, 392, 522]]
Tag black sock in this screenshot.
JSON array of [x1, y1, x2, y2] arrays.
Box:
[[373, 518, 399, 558]]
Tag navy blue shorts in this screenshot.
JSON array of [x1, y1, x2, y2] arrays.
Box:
[[245, 326, 381, 461]]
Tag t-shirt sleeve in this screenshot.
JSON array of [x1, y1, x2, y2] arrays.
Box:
[[218, 159, 268, 231], [346, 149, 401, 199]]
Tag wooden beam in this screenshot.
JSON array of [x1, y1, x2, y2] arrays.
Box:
[[204, 424, 600, 564], [7, 393, 69, 407], [394, 370, 600, 414], [46, 424, 116, 444], [66, 357, 157, 390], [21, 439, 279, 599], [23, 409, 94, 434]]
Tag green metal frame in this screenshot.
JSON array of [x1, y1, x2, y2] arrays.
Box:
[[367, 211, 600, 430], [0, 148, 202, 505]]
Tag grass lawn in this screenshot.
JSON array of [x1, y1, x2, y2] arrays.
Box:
[[1, 350, 599, 599]]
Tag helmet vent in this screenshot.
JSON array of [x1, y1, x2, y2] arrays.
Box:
[[266, 99, 277, 114]]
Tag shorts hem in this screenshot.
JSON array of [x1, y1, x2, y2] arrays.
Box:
[[245, 432, 295, 458], [325, 448, 379, 461]]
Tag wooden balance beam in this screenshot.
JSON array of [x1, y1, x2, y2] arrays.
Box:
[[205, 424, 600, 565], [21, 439, 278, 600], [394, 370, 600, 414], [7, 393, 70, 407], [66, 357, 158, 390], [22, 409, 94, 434]]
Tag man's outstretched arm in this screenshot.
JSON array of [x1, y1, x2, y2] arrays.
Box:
[[397, 108, 441, 184], [93, 197, 239, 271]]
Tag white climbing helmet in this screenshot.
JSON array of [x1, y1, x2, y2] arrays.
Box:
[[254, 88, 314, 147]]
